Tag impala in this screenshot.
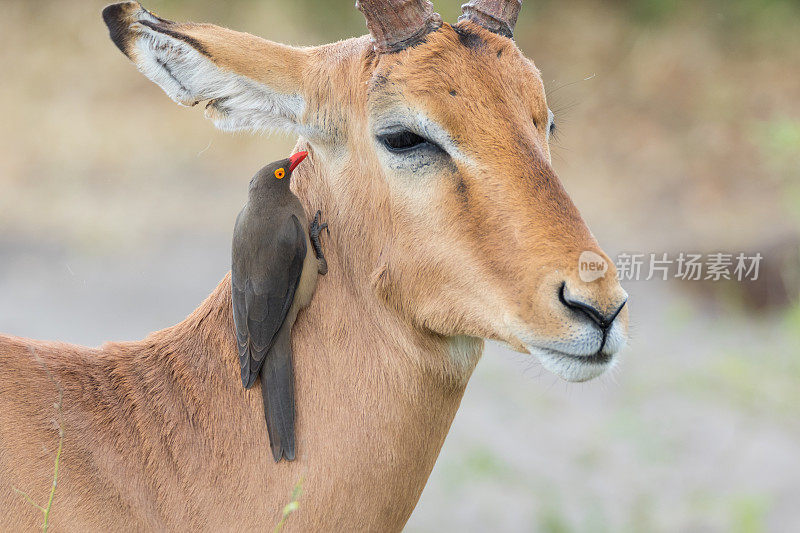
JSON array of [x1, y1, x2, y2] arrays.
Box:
[[0, 0, 629, 530]]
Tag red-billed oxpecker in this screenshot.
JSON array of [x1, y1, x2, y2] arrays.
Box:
[[231, 151, 328, 462]]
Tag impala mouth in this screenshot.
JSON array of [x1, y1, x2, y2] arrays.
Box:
[[528, 346, 616, 383]]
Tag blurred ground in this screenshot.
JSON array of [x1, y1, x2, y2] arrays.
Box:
[[1, 0, 799, 531]]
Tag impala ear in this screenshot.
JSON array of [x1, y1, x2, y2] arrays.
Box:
[[102, 2, 312, 136]]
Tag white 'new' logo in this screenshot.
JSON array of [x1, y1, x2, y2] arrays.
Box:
[[578, 251, 608, 282]]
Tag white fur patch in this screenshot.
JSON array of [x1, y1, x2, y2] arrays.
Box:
[[130, 23, 306, 137], [448, 335, 483, 374], [527, 345, 615, 383], [508, 316, 628, 383]]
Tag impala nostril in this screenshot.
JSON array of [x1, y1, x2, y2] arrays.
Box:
[[558, 282, 626, 331]]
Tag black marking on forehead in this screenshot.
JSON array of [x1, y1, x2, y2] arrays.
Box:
[[371, 59, 396, 87], [372, 73, 390, 90], [139, 20, 212, 58], [453, 26, 486, 51], [497, 49, 503, 58]]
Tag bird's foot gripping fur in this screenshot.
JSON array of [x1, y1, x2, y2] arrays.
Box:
[[309, 210, 330, 275]]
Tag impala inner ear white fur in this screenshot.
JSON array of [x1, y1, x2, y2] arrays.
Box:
[[127, 20, 307, 137]]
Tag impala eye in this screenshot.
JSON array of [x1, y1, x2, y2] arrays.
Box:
[[378, 130, 433, 153]]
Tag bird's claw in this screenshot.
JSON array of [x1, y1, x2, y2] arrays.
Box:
[[309, 210, 329, 275], [311, 210, 330, 237]]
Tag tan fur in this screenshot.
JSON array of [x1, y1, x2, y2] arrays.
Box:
[[0, 5, 629, 531]]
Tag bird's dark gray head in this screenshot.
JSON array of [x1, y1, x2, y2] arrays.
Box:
[[248, 151, 308, 195]]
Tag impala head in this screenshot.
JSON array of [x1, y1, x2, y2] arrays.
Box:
[[103, 0, 629, 382]]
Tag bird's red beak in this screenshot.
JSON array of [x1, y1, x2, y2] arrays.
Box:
[[288, 151, 308, 172]]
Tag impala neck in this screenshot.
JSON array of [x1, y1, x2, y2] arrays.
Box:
[[285, 239, 480, 527]]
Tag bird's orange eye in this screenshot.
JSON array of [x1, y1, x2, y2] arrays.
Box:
[[274, 168, 285, 179]]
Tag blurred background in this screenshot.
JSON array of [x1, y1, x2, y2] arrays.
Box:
[[1, 0, 799, 531]]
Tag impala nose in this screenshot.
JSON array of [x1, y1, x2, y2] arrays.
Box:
[[558, 282, 627, 332]]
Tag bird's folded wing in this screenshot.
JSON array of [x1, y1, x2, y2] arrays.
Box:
[[232, 214, 307, 388]]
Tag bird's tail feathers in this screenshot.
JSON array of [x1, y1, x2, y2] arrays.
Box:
[[261, 326, 296, 462]]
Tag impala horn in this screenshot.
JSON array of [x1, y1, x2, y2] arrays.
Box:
[[458, 0, 522, 38], [356, 0, 443, 53]]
